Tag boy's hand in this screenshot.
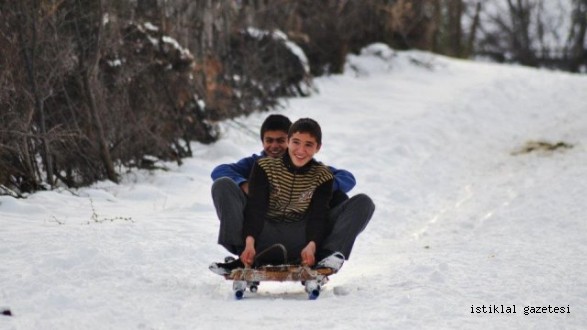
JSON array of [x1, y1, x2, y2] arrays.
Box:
[[240, 236, 256, 267], [240, 182, 249, 195], [300, 241, 316, 266]]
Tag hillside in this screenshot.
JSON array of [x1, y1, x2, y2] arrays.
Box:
[[1, 45, 586, 329]]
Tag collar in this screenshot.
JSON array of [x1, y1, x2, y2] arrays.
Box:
[[282, 151, 316, 174]]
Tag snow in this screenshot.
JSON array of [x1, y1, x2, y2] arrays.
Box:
[[161, 36, 192, 59], [246, 27, 311, 74], [144, 22, 160, 32], [107, 59, 123, 67], [2, 45, 587, 329]]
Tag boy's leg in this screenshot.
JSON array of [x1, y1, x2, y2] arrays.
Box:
[[211, 177, 247, 255], [321, 193, 375, 259]]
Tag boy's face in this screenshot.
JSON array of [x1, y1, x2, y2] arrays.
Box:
[[262, 130, 288, 158], [288, 132, 321, 167]]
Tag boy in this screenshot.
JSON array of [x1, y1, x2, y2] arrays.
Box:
[[210, 114, 359, 257], [211, 114, 355, 202], [211, 118, 374, 273]]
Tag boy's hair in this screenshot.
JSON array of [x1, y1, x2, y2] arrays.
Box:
[[260, 114, 292, 140], [288, 118, 322, 145]]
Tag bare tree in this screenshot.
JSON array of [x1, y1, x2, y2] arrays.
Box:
[[14, 0, 56, 186], [507, 0, 539, 65], [68, 0, 118, 183], [567, 0, 587, 72], [447, 0, 465, 56], [5, 0, 585, 195], [466, 1, 482, 56]]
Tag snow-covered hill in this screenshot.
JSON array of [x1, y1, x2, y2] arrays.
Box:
[[1, 44, 586, 329]]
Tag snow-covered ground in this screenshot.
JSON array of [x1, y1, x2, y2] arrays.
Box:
[[1, 44, 586, 329]]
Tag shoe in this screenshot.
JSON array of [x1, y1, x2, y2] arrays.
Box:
[[315, 251, 345, 272], [209, 258, 244, 275]]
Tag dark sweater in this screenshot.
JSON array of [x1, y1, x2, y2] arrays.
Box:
[[243, 153, 334, 246]]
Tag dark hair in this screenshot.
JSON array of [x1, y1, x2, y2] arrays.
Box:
[[288, 118, 322, 145], [260, 114, 292, 140]]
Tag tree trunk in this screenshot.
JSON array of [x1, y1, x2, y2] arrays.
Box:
[[466, 2, 482, 57], [137, 0, 159, 21], [202, 0, 214, 55], [16, 0, 54, 186], [569, 0, 587, 72], [447, 0, 464, 57], [507, 0, 537, 66], [74, 0, 118, 183], [81, 68, 118, 183]]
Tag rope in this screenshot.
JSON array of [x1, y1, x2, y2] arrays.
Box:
[[253, 243, 288, 265], [236, 244, 288, 282]]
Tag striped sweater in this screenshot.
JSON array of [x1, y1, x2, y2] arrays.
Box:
[[243, 153, 334, 245]]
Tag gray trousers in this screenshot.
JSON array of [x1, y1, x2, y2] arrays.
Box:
[[211, 177, 375, 262]]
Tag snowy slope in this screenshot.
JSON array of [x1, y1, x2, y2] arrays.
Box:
[[1, 44, 587, 329]]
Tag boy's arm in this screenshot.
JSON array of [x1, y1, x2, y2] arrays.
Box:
[[328, 166, 356, 193], [243, 162, 269, 240], [210, 153, 260, 186], [305, 178, 334, 246]]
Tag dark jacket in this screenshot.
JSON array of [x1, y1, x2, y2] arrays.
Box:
[[243, 153, 334, 246], [210, 150, 353, 206], [210, 151, 357, 193]]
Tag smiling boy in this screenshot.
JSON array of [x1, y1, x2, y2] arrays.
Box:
[[210, 114, 355, 199], [240, 118, 333, 267], [210, 117, 374, 274], [211, 118, 353, 273]]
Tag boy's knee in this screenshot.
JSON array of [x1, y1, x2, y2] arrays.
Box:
[[212, 178, 247, 206], [211, 177, 237, 194], [352, 193, 375, 214]]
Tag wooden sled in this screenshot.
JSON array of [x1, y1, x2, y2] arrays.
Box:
[[224, 265, 335, 300]]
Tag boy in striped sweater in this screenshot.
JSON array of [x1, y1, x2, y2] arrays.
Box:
[[211, 117, 374, 273]]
